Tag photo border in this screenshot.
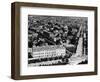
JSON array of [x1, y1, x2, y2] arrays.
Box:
[[11, 2, 98, 80]]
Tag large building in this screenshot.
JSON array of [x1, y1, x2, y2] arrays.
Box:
[[28, 46, 70, 66]]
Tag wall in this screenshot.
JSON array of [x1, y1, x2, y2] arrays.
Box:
[[0, 0, 99, 82]]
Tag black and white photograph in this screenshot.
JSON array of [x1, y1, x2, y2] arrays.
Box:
[[11, 2, 97, 79], [28, 15, 88, 66]]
